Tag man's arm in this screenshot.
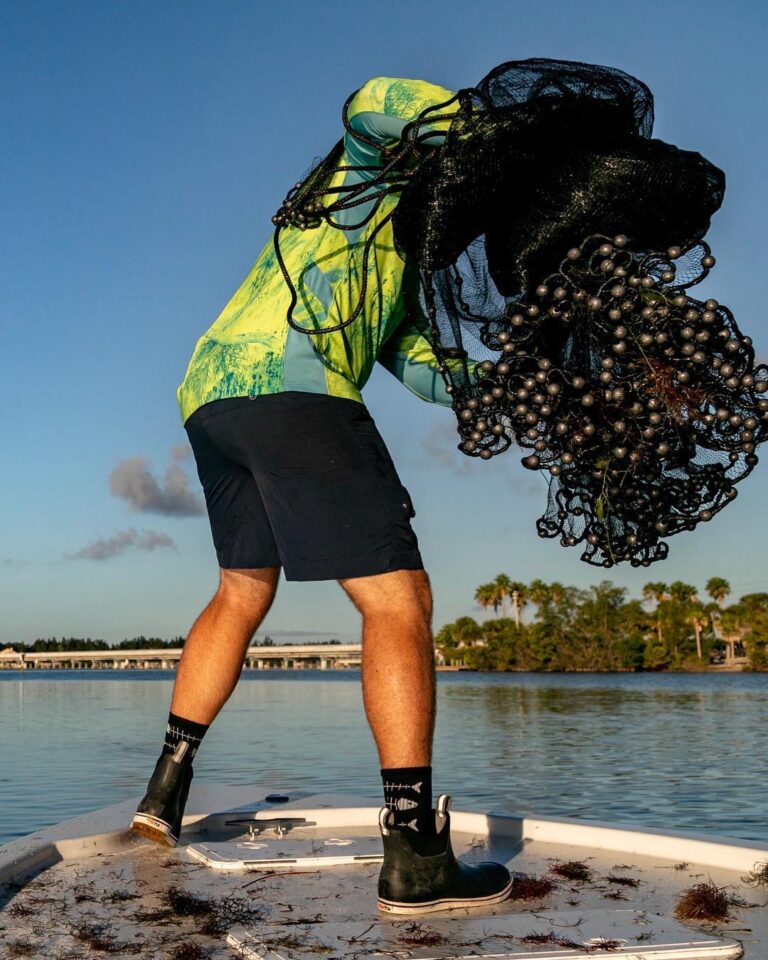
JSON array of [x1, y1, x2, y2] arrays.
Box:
[[346, 76, 472, 403], [328, 76, 459, 229], [344, 76, 460, 169], [377, 317, 483, 407]]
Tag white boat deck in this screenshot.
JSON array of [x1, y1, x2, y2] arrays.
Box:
[[1, 786, 767, 958]]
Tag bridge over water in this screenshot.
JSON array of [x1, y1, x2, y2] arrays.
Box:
[[0, 645, 362, 671]]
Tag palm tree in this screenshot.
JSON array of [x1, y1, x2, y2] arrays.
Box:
[[688, 608, 708, 662], [528, 580, 573, 621], [492, 574, 513, 619], [643, 582, 669, 645], [474, 583, 498, 618], [669, 582, 697, 604], [706, 577, 731, 607], [643, 582, 669, 606], [507, 581, 528, 627], [705, 578, 732, 660], [475, 574, 519, 619], [528, 579, 550, 611], [668, 584, 707, 662], [662, 582, 698, 661]]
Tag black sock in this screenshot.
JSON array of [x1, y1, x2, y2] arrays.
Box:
[[381, 765, 435, 834], [162, 711, 209, 763]]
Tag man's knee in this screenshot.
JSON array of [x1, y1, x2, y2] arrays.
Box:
[[216, 567, 280, 620], [339, 568, 433, 625]]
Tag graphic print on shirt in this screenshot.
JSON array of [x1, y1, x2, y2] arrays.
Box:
[[176, 77, 473, 424]]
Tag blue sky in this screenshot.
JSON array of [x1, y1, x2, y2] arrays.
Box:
[[2, 0, 767, 646]]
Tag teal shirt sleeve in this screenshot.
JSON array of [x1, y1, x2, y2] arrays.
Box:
[[377, 319, 454, 406], [348, 78, 475, 406], [344, 76, 459, 171], [332, 77, 458, 231], [377, 318, 484, 407]]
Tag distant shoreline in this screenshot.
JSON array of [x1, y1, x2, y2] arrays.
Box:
[[0, 663, 751, 675], [0, 643, 753, 674]]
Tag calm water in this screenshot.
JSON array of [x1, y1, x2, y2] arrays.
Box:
[[0, 670, 766, 846]]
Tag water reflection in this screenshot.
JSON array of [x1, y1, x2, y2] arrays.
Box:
[[0, 670, 765, 844]]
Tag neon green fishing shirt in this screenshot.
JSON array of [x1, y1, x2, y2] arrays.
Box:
[[176, 76, 468, 424]]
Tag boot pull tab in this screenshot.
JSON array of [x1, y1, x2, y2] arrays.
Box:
[[436, 794, 452, 819], [379, 806, 394, 836]]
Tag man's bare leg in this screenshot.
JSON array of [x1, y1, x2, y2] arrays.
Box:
[[171, 566, 281, 725], [339, 568, 435, 769], [339, 567, 512, 911], [131, 565, 280, 845]]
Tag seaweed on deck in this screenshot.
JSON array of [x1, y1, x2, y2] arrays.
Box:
[[508, 872, 557, 899], [256, 931, 336, 955], [549, 859, 594, 882], [167, 945, 212, 960], [68, 917, 145, 954], [162, 884, 266, 937], [585, 938, 624, 952], [603, 872, 641, 887], [674, 879, 733, 921], [742, 860, 768, 887], [104, 888, 141, 904], [6, 899, 35, 919], [5, 938, 37, 957], [396, 922, 447, 947], [519, 930, 583, 949]]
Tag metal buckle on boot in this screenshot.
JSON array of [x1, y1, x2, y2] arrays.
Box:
[[436, 794, 452, 819], [379, 806, 394, 837]]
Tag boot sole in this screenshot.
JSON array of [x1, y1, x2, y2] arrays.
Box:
[[378, 875, 514, 915], [130, 813, 179, 847]]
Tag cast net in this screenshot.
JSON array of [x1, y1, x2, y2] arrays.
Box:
[[273, 59, 768, 566]]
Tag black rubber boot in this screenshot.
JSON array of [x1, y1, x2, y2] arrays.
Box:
[[377, 794, 513, 914], [130, 741, 193, 847]]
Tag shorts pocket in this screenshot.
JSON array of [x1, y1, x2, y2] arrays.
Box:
[[397, 484, 417, 520], [331, 404, 397, 475], [387, 481, 420, 556]]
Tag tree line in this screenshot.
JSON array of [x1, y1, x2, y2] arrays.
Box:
[[436, 575, 768, 672], [7, 635, 343, 652], [11, 636, 186, 652]]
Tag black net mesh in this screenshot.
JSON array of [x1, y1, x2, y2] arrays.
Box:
[[390, 58, 767, 566], [271, 58, 768, 566], [447, 233, 768, 566]]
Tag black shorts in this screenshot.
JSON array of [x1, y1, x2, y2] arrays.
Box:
[[184, 392, 424, 581]]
